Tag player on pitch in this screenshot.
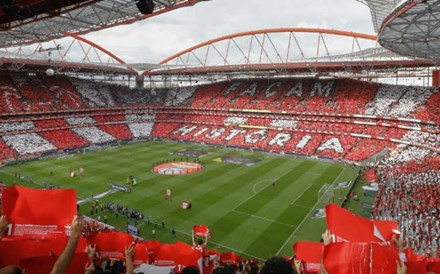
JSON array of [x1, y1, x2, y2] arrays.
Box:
[[165, 188, 172, 201]]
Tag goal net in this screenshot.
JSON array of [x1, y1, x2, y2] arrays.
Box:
[[318, 183, 334, 203]]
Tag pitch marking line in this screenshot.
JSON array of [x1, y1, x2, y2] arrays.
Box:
[[331, 166, 347, 189], [232, 209, 297, 229], [275, 165, 348, 255], [275, 198, 324, 256], [252, 179, 274, 194], [233, 168, 291, 211], [292, 204, 313, 210], [290, 183, 314, 205]]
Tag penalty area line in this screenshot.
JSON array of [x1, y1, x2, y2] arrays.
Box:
[[276, 165, 349, 255], [290, 183, 314, 205], [232, 209, 297, 229]]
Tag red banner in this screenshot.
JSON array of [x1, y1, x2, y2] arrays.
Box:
[[293, 242, 323, 273], [0, 237, 88, 268], [133, 241, 150, 266], [89, 231, 133, 260], [371, 243, 399, 274], [372, 220, 398, 242], [175, 241, 203, 269], [193, 225, 212, 238], [326, 204, 385, 242], [2, 186, 77, 239], [151, 241, 202, 268], [220, 252, 242, 265], [323, 242, 370, 274], [428, 261, 440, 273], [406, 261, 428, 274], [153, 243, 178, 266]]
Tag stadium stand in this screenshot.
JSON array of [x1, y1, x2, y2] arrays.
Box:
[[0, 75, 438, 163], [39, 129, 91, 150], [373, 164, 440, 257], [0, 74, 439, 273]]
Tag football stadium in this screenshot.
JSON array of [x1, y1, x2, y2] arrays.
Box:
[[0, 0, 439, 273]]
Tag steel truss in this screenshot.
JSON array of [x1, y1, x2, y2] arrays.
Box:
[[143, 28, 434, 79], [363, 0, 440, 61], [0, 34, 136, 75], [0, 0, 207, 47]]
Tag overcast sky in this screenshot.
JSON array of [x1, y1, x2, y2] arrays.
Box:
[[82, 0, 374, 64]]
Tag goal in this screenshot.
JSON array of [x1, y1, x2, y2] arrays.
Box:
[[318, 183, 334, 202]]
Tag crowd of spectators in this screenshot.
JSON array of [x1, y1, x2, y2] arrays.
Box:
[[0, 212, 417, 274], [105, 202, 145, 221], [2, 133, 57, 156], [1, 74, 439, 273], [0, 75, 439, 164], [71, 127, 116, 144], [373, 162, 440, 257]]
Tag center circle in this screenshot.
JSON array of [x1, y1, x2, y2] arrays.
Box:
[[152, 162, 203, 176]]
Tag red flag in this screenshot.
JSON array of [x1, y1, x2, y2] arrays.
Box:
[[326, 204, 385, 243], [19, 253, 90, 274], [371, 243, 399, 274], [204, 249, 220, 258], [202, 249, 220, 274], [153, 243, 178, 266], [175, 241, 203, 269], [323, 242, 370, 274], [220, 252, 241, 265], [193, 225, 212, 238], [293, 242, 323, 273], [151, 242, 202, 269], [2, 186, 77, 239], [133, 241, 150, 266], [427, 261, 440, 273], [406, 261, 427, 274], [372, 220, 398, 242], [89, 231, 133, 260], [143, 240, 161, 262]]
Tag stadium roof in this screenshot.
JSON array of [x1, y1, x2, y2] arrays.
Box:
[[361, 0, 440, 61], [142, 28, 434, 78], [0, 0, 209, 47]]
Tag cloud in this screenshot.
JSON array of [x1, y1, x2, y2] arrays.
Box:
[[81, 0, 375, 66]]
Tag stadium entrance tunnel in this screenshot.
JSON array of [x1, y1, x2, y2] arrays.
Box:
[[152, 162, 203, 175]]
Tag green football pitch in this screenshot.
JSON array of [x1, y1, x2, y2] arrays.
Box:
[[0, 141, 359, 260]]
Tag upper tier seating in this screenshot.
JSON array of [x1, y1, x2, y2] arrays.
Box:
[[0, 75, 437, 164]]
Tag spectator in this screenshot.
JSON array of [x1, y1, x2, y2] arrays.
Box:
[[84, 263, 95, 274], [0, 265, 23, 274], [181, 265, 199, 274], [192, 230, 208, 253], [50, 215, 84, 274], [0, 215, 7, 240], [260, 257, 297, 274], [125, 244, 135, 274], [0, 216, 23, 274]]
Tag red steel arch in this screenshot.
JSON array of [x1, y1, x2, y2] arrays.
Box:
[[3, 34, 137, 75], [142, 27, 435, 78], [70, 35, 136, 73], [158, 28, 378, 65]]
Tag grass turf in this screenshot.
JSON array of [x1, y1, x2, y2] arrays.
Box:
[[0, 141, 359, 260]]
